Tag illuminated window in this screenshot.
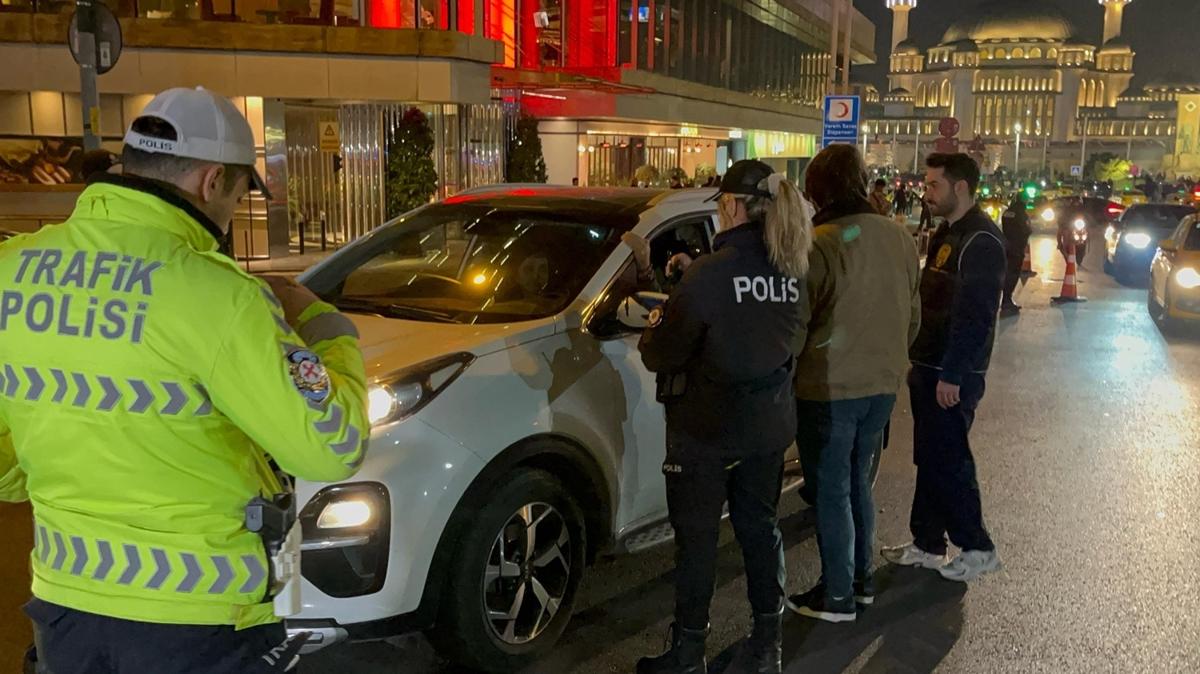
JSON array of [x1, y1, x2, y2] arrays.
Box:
[[1048, 48, 1058, 60], [996, 47, 1007, 59], [1030, 47, 1043, 59], [1013, 47, 1025, 58]]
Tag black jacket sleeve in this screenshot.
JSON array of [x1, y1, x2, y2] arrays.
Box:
[[638, 273, 707, 374], [940, 232, 1006, 385]]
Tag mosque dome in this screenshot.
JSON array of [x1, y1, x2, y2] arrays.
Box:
[[942, 0, 1076, 43]]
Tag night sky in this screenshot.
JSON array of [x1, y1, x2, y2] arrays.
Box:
[[853, 0, 1200, 90]]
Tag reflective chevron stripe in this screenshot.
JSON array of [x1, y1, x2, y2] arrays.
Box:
[[33, 522, 267, 597], [0, 364, 212, 417], [298, 312, 359, 344]]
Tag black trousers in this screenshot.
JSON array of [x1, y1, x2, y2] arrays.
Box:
[[25, 598, 305, 674], [907, 367, 995, 555], [665, 432, 786, 630], [1002, 253, 1022, 306]]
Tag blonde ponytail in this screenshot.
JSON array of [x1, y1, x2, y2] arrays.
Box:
[[748, 176, 814, 278]]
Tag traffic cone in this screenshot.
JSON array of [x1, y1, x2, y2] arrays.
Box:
[[1052, 243, 1087, 304], [1020, 244, 1037, 281]]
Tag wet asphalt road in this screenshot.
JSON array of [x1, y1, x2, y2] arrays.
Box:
[[2, 236, 1198, 673], [300, 237, 1200, 673]]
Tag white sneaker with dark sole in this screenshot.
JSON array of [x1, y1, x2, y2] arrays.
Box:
[[880, 542, 946, 570], [938, 549, 1002, 582]]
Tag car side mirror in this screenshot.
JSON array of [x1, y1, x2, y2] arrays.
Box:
[[616, 292, 668, 331]]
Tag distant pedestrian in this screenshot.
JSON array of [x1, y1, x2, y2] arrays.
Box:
[[1000, 193, 1032, 316], [572, 177, 579, 186], [894, 184, 910, 218], [786, 145, 921, 623], [882, 153, 1004, 583], [869, 179, 890, 215], [919, 192, 935, 230]]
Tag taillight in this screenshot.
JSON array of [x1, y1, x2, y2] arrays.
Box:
[[1106, 203, 1124, 216]]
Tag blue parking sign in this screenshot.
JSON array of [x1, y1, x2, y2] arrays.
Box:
[[822, 95, 861, 149]]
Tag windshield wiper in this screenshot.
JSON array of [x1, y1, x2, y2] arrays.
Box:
[[332, 298, 460, 323]]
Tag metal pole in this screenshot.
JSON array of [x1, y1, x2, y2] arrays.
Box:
[[1041, 134, 1049, 177], [913, 122, 920, 174], [827, 0, 840, 94], [840, 0, 852, 94], [1014, 130, 1021, 176], [862, 124, 868, 160], [75, 0, 101, 151], [1080, 115, 1088, 177]]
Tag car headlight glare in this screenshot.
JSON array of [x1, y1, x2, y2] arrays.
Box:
[[1073, 218, 1087, 232], [366, 353, 474, 427], [1175, 267, 1200, 289], [1041, 208, 1056, 222], [316, 499, 374, 529], [1124, 232, 1153, 250]]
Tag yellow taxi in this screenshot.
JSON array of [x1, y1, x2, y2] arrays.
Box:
[[1118, 189, 1148, 207], [1149, 212, 1200, 327]]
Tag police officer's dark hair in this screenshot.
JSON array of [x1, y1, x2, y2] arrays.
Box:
[[926, 153, 981, 196], [121, 116, 250, 192], [804, 144, 869, 210]]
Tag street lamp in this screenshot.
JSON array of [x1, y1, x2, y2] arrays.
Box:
[[1013, 123, 1023, 178]]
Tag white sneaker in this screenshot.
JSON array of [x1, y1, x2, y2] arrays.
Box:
[[938, 549, 1002, 582], [880, 542, 946, 570]]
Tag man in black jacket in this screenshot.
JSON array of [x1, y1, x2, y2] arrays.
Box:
[[882, 153, 1003, 583], [1000, 193, 1032, 315]]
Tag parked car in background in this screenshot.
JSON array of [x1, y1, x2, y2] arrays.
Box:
[[1149, 214, 1200, 330], [1105, 204, 1196, 283]]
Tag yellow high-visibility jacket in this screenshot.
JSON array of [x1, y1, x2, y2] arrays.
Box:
[[0, 175, 368, 629]]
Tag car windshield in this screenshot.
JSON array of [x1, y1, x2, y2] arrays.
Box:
[[1185, 220, 1200, 251], [1121, 205, 1194, 230], [304, 204, 622, 324]]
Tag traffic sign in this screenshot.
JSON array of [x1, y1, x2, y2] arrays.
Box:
[[319, 121, 341, 152], [68, 4, 122, 75], [1070, 164, 1083, 177], [821, 95, 861, 149]]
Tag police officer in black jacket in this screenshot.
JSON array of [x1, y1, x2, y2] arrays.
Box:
[[636, 160, 813, 674], [882, 153, 1004, 583]]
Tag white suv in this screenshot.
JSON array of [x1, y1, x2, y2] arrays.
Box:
[[286, 187, 850, 671]]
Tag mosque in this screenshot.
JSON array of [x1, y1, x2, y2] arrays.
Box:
[[862, 0, 1200, 177]]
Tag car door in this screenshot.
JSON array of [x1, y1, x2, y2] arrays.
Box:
[[589, 214, 716, 534], [1153, 217, 1190, 305]]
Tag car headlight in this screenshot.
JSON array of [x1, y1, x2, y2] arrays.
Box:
[[1175, 267, 1200, 289], [1041, 208, 1056, 222], [316, 499, 374, 529], [367, 352, 474, 426], [1073, 218, 1087, 232], [1123, 232, 1153, 249]]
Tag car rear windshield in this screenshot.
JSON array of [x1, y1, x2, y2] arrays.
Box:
[[304, 205, 622, 324], [1120, 205, 1194, 230]]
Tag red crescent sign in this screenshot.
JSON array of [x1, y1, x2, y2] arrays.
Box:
[[836, 101, 850, 118]]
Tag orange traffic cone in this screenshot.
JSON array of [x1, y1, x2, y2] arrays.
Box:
[[1052, 243, 1087, 304], [1020, 244, 1036, 281]]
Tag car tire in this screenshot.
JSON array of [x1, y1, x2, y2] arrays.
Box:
[[431, 468, 586, 673], [1149, 286, 1174, 332]]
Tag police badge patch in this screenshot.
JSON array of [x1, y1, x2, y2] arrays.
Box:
[[648, 305, 664, 328], [934, 244, 953, 269], [287, 349, 331, 403]]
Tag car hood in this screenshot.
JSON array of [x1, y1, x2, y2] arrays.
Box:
[[343, 312, 557, 379]]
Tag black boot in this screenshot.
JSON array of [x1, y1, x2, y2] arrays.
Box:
[[636, 624, 708, 674], [727, 611, 783, 674]]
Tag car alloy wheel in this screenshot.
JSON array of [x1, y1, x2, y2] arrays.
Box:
[[482, 502, 572, 645]]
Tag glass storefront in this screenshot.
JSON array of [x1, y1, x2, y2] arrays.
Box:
[[581, 134, 721, 187], [283, 102, 504, 250]]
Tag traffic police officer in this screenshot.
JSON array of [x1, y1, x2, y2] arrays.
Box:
[[0, 88, 369, 672], [636, 160, 813, 674]]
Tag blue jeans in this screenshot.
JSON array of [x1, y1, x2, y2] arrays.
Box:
[[797, 395, 896, 602]]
